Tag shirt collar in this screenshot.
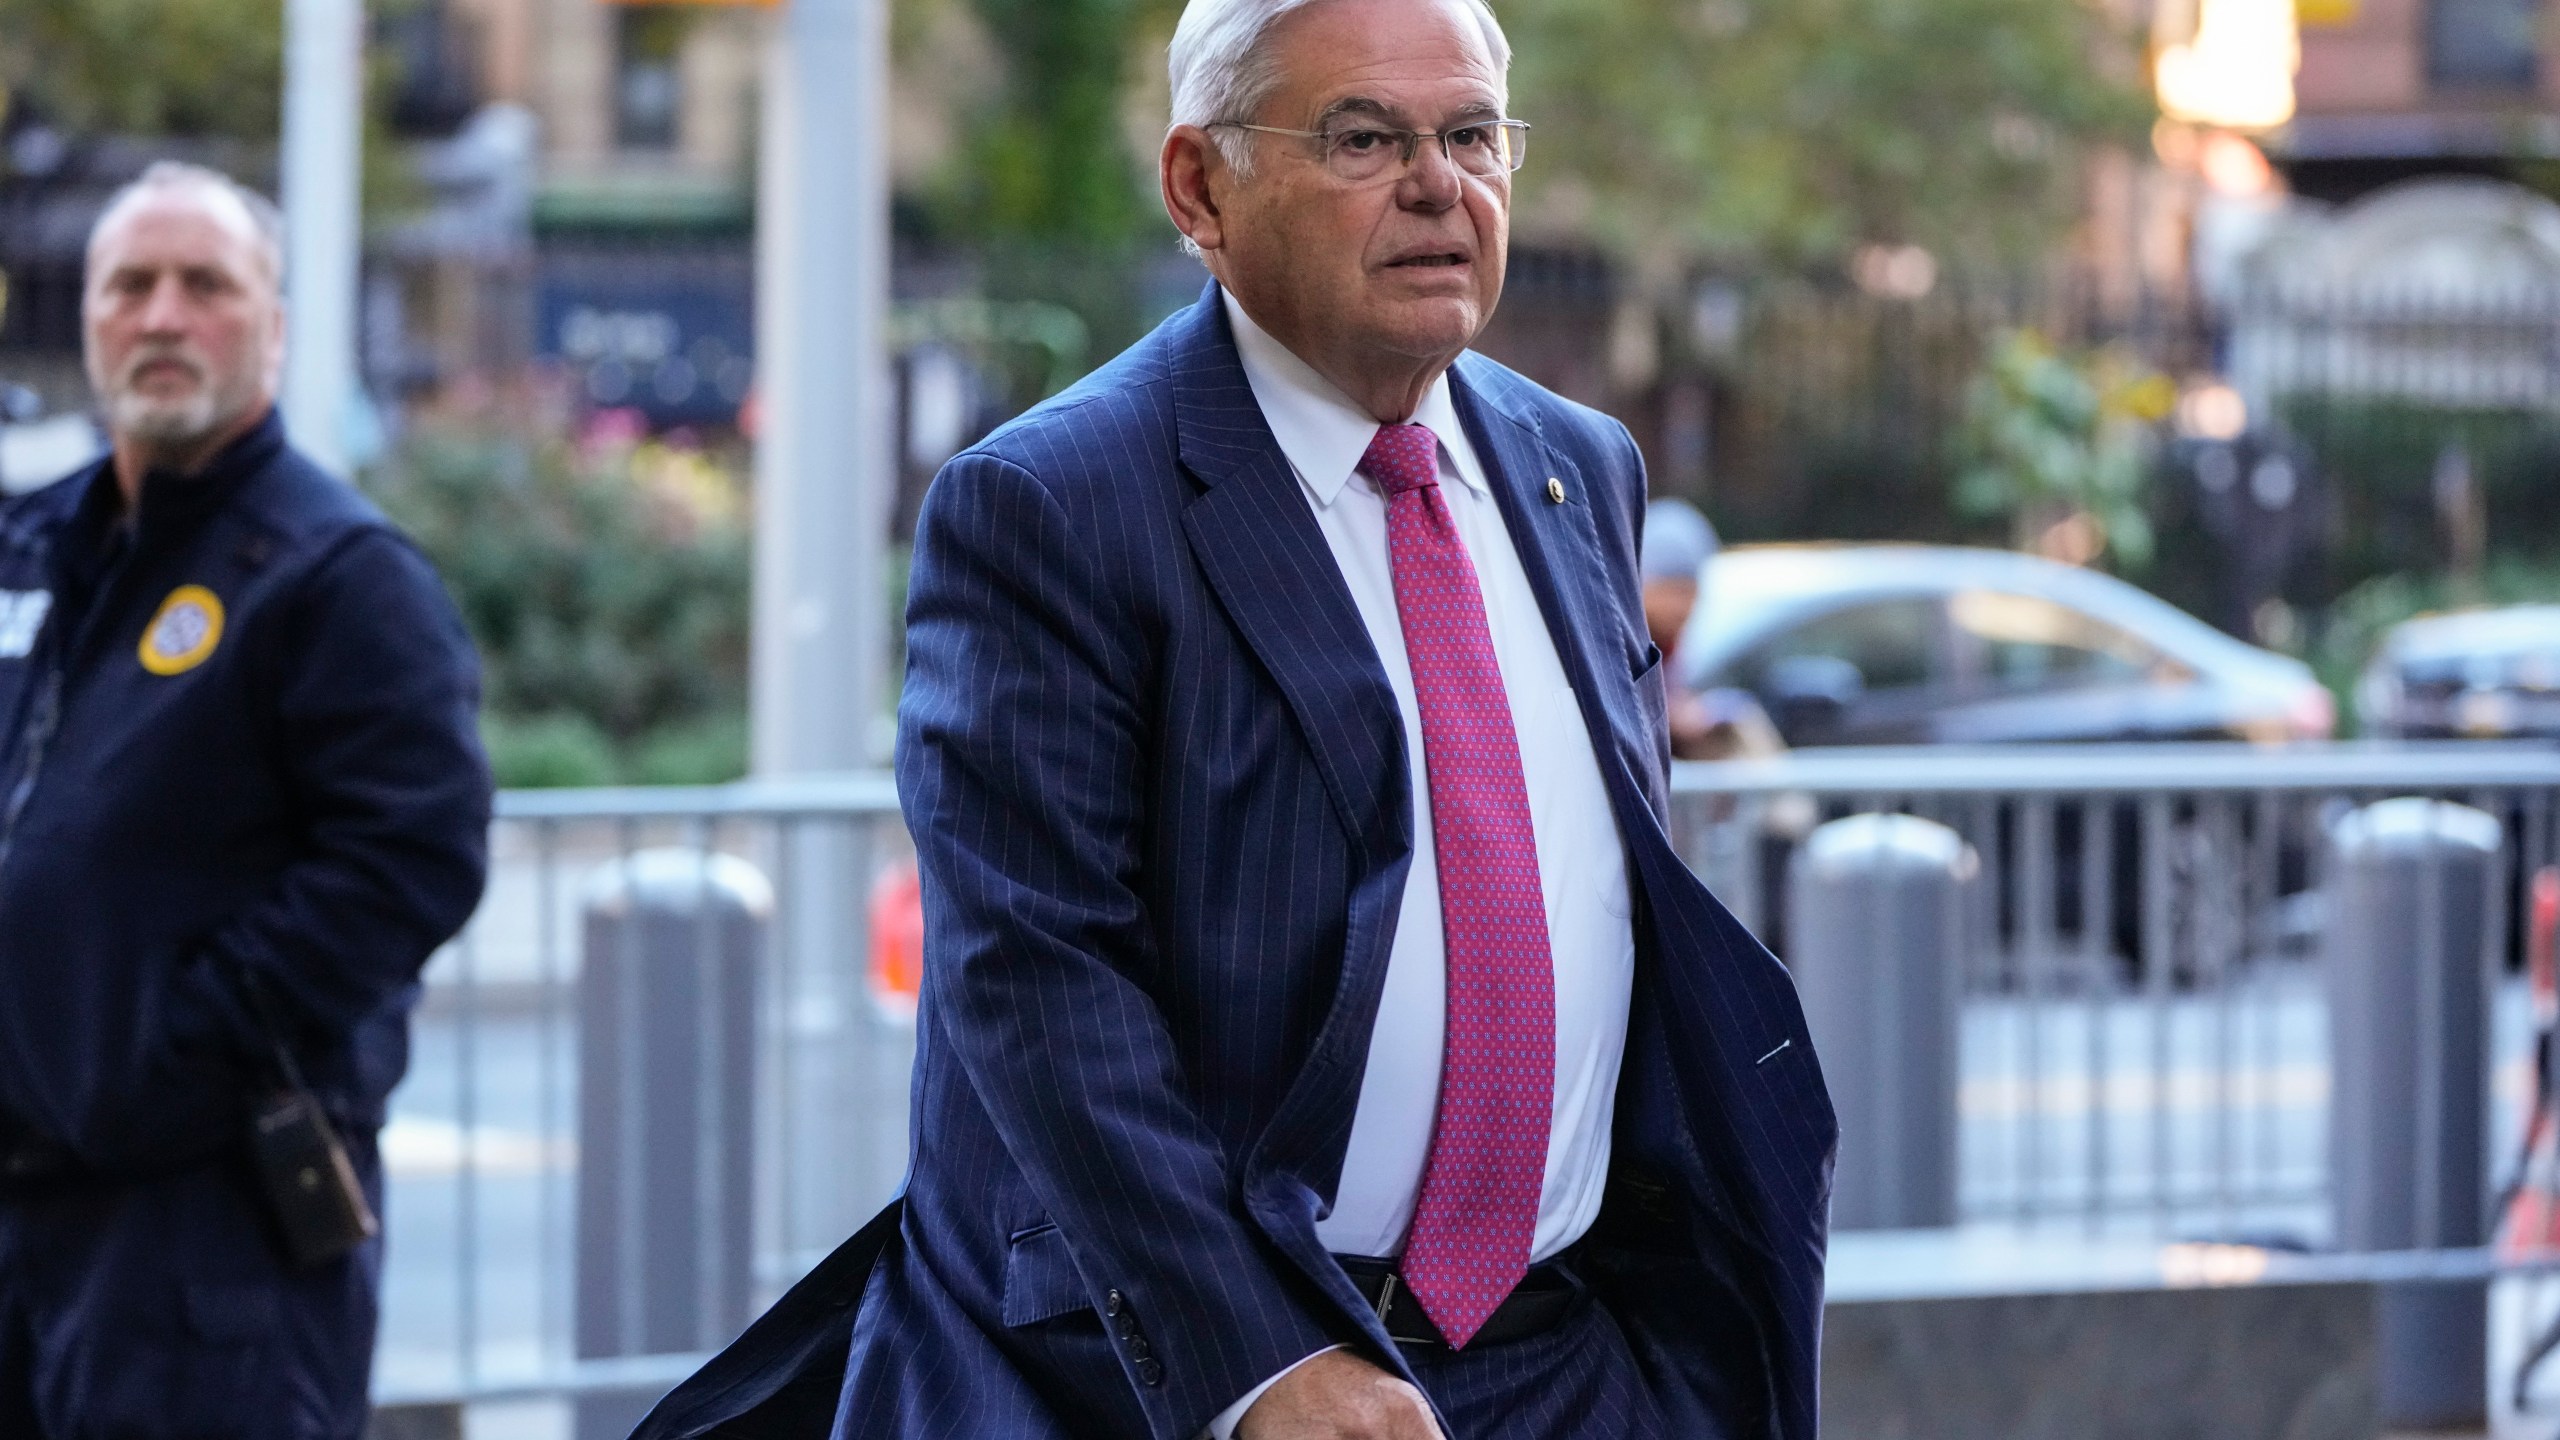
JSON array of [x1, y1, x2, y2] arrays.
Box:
[[1221, 288, 1489, 509]]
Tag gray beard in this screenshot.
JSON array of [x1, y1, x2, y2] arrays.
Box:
[[108, 385, 230, 453]]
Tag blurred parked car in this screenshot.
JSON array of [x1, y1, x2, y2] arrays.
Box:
[[2358, 606, 2560, 740], [1676, 544, 2335, 747]]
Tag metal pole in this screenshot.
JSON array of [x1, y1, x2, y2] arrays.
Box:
[[2328, 797, 2497, 1432], [1789, 812, 1974, 1229], [574, 849, 768, 1440], [750, 3, 902, 1271], [279, 0, 363, 476], [750, 0, 894, 776]]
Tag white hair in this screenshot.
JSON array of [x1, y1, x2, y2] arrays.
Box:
[[1169, 0, 1512, 176], [89, 160, 286, 286]]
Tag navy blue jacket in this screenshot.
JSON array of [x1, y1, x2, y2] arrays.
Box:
[[634, 287, 1836, 1440], [0, 411, 491, 1171]]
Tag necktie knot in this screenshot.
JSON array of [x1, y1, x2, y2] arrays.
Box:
[[1357, 423, 1441, 497]]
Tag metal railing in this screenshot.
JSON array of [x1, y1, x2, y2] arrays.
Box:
[[372, 742, 2560, 1408], [376, 775, 915, 1406], [1672, 743, 2556, 1244]]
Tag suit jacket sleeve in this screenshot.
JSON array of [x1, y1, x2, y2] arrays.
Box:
[[897, 451, 1340, 1439]]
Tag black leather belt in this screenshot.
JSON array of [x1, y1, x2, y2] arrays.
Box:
[[1335, 1252, 1582, 1350]]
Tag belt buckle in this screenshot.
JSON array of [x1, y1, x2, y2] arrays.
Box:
[[1373, 1271, 1440, 1349]]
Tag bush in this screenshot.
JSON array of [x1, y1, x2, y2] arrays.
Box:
[[479, 711, 620, 790], [1949, 329, 2173, 569], [2275, 394, 2560, 597], [370, 422, 752, 787]]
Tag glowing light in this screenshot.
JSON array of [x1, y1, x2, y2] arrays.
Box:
[[2159, 1242, 2272, 1287], [2177, 382, 2249, 440], [2152, 118, 2203, 169], [1852, 244, 1939, 299], [2199, 132, 2275, 196], [2156, 0, 2299, 132]]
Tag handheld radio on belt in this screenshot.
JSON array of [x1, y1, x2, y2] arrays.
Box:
[[241, 973, 379, 1268]]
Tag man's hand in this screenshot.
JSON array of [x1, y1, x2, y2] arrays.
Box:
[[1236, 1349, 1443, 1440]]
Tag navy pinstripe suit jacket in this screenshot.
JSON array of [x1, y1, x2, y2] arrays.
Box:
[[631, 285, 1836, 1440]]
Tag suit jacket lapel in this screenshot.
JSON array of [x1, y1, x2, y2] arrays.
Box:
[[1172, 292, 1407, 867], [1448, 359, 1656, 797], [1454, 366, 1837, 1340], [1168, 288, 1433, 1355]]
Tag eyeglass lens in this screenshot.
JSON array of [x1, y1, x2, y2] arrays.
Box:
[[1321, 123, 1524, 181]]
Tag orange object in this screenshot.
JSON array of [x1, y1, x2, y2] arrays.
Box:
[[2532, 867, 2559, 1025], [2502, 868, 2560, 1256], [2513, 1182, 2560, 1256], [869, 860, 925, 1015]]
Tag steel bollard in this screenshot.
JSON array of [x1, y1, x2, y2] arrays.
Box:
[[575, 848, 771, 1435], [2328, 798, 2497, 1431], [1788, 812, 1976, 1230]]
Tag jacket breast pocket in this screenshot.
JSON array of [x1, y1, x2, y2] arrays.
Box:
[[1626, 638, 1672, 751], [1002, 1223, 1093, 1327]]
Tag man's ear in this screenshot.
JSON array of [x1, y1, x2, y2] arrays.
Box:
[[1161, 125, 1230, 254], [262, 296, 289, 399]]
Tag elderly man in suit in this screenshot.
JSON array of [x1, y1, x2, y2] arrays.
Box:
[[633, 0, 1834, 1437]]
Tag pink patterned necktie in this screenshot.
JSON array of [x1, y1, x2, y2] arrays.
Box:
[[1356, 421, 1556, 1350]]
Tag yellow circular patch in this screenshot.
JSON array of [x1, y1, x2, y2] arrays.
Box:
[[138, 585, 225, 676]]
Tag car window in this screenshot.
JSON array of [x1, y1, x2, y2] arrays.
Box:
[[1737, 598, 1940, 694], [1950, 590, 2184, 691]]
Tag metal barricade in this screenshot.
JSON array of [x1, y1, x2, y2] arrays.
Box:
[[1672, 742, 2557, 1241], [372, 776, 916, 1413], [369, 742, 2560, 1415]]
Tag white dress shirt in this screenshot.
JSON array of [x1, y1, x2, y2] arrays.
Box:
[[1205, 291, 1637, 1437]]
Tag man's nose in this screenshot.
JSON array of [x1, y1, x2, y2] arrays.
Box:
[[137, 275, 192, 332], [1396, 136, 1465, 210]]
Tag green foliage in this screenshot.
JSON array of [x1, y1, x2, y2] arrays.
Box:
[[370, 428, 752, 788], [628, 713, 754, 787], [2276, 394, 2560, 598], [1494, 0, 2153, 267], [904, 0, 2151, 267], [940, 0, 1162, 248], [0, 0, 421, 214], [893, 0, 1179, 397], [0, 0, 281, 139], [1951, 329, 2171, 568], [479, 712, 622, 790]]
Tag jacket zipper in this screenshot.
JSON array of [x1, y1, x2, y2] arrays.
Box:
[[0, 664, 62, 873], [0, 519, 136, 874]]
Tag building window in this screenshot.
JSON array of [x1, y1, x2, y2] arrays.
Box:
[[615, 10, 688, 150], [2429, 0, 2540, 90]]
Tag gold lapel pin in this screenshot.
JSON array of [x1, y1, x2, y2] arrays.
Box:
[[1546, 478, 1566, 504]]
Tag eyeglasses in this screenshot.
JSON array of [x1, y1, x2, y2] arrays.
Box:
[[1210, 118, 1530, 183]]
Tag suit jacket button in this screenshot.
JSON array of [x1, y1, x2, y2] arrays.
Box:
[[1136, 1357, 1165, 1387], [1105, 1289, 1126, 1317], [1114, 1312, 1139, 1338], [1127, 1335, 1152, 1359]]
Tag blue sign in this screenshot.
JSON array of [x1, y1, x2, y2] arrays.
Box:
[[535, 244, 754, 428]]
